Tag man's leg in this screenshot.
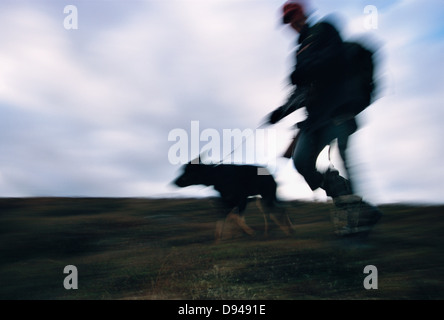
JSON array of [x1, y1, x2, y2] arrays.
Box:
[[327, 120, 382, 235], [319, 119, 357, 198], [336, 119, 357, 193], [292, 130, 326, 191], [292, 125, 353, 195]]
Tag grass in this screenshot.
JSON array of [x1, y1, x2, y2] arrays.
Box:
[[0, 197, 443, 300]]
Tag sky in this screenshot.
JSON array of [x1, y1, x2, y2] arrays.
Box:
[[0, 0, 443, 204]]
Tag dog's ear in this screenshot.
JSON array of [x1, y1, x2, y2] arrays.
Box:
[[189, 154, 202, 165], [190, 152, 212, 165], [200, 150, 212, 164]]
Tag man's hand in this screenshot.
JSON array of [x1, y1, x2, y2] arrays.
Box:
[[290, 69, 301, 85], [268, 106, 285, 124]]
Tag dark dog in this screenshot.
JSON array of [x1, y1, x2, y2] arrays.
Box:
[[174, 157, 293, 241]]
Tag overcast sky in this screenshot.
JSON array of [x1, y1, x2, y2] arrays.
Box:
[[0, 0, 443, 204]]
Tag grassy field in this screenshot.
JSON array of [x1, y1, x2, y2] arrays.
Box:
[[0, 197, 443, 300]]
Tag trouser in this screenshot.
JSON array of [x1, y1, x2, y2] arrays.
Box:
[[292, 118, 357, 194]]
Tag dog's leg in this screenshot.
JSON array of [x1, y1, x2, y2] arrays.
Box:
[[215, 219, 225, 244], [227, 210, 255, 236], [212, 200, 233, 243], [269, 205, 294, 236], [211, 199, 225, 243], [239, 215, 255, 236], [255, 198, 269, 236]]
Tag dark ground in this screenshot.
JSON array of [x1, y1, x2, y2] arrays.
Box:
[[0, 197, 443, 300]]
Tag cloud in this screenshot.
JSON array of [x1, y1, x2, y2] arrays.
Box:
[[0, 0, 443, 203], [0, 3, 164, 196]]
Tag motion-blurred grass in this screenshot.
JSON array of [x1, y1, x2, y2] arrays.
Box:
[[0, 197, 443, 300]]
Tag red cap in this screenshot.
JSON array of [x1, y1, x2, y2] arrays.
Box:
[[282, 0, 310, 24]]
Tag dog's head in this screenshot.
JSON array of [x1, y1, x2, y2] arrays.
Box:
[[173, 156, 211, 188]]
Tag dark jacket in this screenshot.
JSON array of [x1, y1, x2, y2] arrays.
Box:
[[290, 21, 351, 132]]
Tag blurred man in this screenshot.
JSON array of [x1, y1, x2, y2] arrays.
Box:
[[268, 0, 381, 235]]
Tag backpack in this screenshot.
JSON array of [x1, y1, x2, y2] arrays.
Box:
[[342, 41, 376, 115]]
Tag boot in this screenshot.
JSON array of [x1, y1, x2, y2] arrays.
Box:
[[322, 167, 352, 198]]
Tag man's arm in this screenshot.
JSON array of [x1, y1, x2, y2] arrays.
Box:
[[267, 87, 307, 124], [290, 22, 344, 86]]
